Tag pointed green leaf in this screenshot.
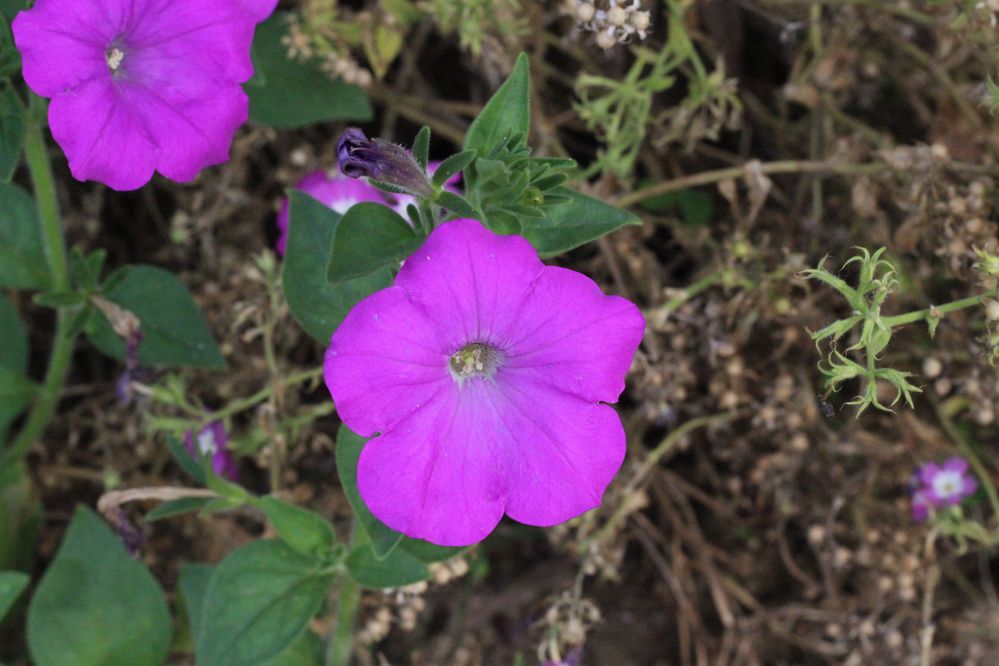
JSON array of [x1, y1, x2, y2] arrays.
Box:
[[326, 202, 420, 284], [282, 192, 392, 344], [0, 570, 28, 622], [85, 265, 225, 369], [0, 182, 48, 290], [346, 528, 429, 589], [464, 53, 530, 154], [196, 540, 334, 666], [27, 507, 172, 666], [335, 426, 403, 559], [257, 496, 336, 559], [522, 187, 641, 256], [412, 126, 430, 170], [432, 150, 476, 188]]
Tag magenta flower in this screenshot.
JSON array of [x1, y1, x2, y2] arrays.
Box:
[[276, 170, 387, 256], [918, 457, 978, 508], [184, 421, 238, 481], [325, 219, 644, 546], [12, 0, 277, 191]]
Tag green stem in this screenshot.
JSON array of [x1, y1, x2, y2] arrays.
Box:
[[326, 523, 361, 666], [201, 367, 324, 425], [881, 293, 993, 329], [2, 113, 74, 465]]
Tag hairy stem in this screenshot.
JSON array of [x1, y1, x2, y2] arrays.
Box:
[[3, 111, 75, 465]]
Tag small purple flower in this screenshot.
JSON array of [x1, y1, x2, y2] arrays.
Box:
[[325, 219, 644, 546], [336, 128, 433, 198], [276, 170, 387, 256], [12, 0, 277, 191], [919, 457, 978, 507], [184, 421, 238, 481]]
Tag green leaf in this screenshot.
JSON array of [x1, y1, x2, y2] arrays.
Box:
[[437, 191, 482, 219], [257, 496, 336, 560], [144, 497, 214, 522], [0, 570, 28, 622], [196, 540, 334, 666], [0, 1, 26, 21], [0, 13, 21, 79], [178, 563, 214, 644], [181, 563, 323, 666], [522, 187, 641, 257], [412, 126, 430, 170], [464, 53, 530, 154], [0, 182, 48, 290], [282, 192, 393, 344], [397, 538, 466, 564], [0, 85, 24, 182], [432, 150, 476, 188], [0, 463, 41, 572], [335, 426, 404, 559], [346, 531, 429, 589], [85, 265, 225, 369], [246, 14, 372, 129], [32, 290, 86, 308], [258, 631, 323, 666], [326, 203, 420, 285], [0, 366, 37, 433], [27, 507, 172, 666]]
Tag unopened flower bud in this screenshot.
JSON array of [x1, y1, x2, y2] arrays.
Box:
[[337, 128, 433, 198], [575, 2, 595, 22]]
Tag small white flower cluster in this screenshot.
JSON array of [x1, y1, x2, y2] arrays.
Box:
[[570, 0, 651, 49]]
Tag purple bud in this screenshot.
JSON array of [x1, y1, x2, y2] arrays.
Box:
[[336, 128, 433, 198]]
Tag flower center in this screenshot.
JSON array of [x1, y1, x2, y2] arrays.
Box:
[[932, 470, 962, 499], [106, 47, 125, 73], [449, 343, 503, 383]]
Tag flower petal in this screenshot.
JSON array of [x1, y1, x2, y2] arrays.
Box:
[[12, 0, 112, 97], [325, 286, 452, 438], [488, 373, 626, 526], [48, 79, 158, 191], [395, 219, 544, 350], [503, 267, 644, 403], [127, 0, 273, 83], [356, 382, 505, 546], [122, 79, 249, 182]]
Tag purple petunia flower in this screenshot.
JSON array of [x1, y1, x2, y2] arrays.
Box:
[[12, 0, 277, 191], [324, 219, 644, 546], [276, 170, 387, 256], [184, 421, 238, 481], [918, 457, 978, 507]]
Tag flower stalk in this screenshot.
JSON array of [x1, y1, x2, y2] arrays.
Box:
[[2, 101, 76, 466]]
